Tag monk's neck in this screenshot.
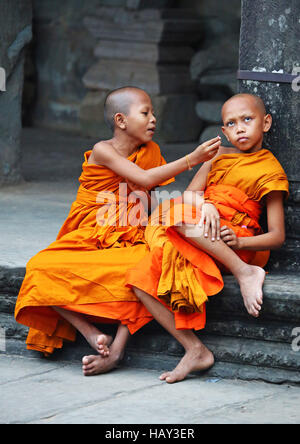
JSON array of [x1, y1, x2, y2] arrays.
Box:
[[111, 134, 143, 158]]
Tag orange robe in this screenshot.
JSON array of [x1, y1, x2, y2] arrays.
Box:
[[126, 149, 289, 329], [15, 141, 174, 355]]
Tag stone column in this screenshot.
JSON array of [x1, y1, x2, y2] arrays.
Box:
[[238, 0, 300, 270], [80, 3, 203, 143], [0, 0, 32, 187]]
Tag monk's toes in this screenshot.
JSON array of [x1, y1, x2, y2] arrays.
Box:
[[159, 372, 170, 381], [82, 355, 94, 366], [165, 371, 183, 384]]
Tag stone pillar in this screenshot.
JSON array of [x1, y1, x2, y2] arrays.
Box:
[[238, 0, 300, 270], [80, 3, 203, 143], [0, 0, 32, 187]]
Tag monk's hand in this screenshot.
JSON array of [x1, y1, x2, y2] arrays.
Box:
[[199, 202, 220, 241], [191, 136, 221, 165], [220, 226, 240, 249]]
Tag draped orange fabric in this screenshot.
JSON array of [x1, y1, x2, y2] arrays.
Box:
[[15, 141, 174, 355], [126, 149, 289, 329]]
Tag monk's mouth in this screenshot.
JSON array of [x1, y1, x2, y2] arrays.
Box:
[[238, 137, 248, 143]]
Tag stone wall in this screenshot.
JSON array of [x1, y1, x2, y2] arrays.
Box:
[[23, 0, 241, 145], [80, 4, 203, 143], [0, 0, 32, 186], [175, 0, 241, 146]]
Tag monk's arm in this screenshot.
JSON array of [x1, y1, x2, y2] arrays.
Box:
[[92, 138, 221, 189], [185, 161, 212, 191], [236, 191, 286, 251], [185, 145, 228, 192]]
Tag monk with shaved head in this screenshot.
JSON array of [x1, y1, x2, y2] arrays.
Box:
[[15, 86, 221, 376]]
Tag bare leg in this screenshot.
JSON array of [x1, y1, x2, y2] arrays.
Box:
[[53, 306, 112, 356], [132, 286, 214, 384], [82, 324, 130, 376], [176, 224, 265, 317]]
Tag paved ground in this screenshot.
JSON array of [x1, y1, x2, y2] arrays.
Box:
[[1, 353, 300, 424]]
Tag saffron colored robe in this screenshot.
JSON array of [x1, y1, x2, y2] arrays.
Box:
[[15, 141, 174, 355], [125, 149, 289, 329]]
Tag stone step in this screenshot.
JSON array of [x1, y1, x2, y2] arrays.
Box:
[[1, 268, 300, 384], [1, 313, 300, 384], [2, 267, 300, 324], [84, 15, 203, 45]]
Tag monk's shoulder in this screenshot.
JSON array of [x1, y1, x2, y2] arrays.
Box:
[[91, 140, 114, 164], [260, 149, 287, 173]]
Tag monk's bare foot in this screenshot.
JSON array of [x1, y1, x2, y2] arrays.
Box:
[[159, 343, 214, 384], [96, 334, 113, 357], [82, 349, 124, 376], [84, 327, 113, 357], [238, 265, 265, 318]]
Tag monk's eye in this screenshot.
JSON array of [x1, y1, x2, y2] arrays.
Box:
[[245, 117, 252, 122], [142, 112, 148, 116], [227, 121, 234, 127]]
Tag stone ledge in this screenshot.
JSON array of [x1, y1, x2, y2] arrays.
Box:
[[2, 267, 300, 323]]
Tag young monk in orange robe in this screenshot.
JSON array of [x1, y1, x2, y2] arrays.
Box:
[[126, 93, 289, 383], [15, 86, 221, 376]]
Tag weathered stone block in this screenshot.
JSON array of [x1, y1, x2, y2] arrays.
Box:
[[83, 60, 195, 95], [196, 101, 223, 124], [199, 72, 238, 94], [126, 0, 174, 9], [31, 0, 106, 133], [152, 94, 202, 143], [191, 39, 239, 80], [94, 40, 194, 64], [84, 15, 203, 44], [79, 91, 112, 139]]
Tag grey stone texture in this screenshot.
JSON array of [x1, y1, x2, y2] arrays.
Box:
[[18, 1, 242, 145], [0, 0, 32, 186], [80, 5, 203, 143], [29, 0, 108, 134], [2, 356, 300, 424], [238, 0, 300, 268], [195, 101, 223, 124]]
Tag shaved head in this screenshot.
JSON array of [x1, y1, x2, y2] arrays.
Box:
[[104, 87, 150, 132], [222, 93, 266, 122]]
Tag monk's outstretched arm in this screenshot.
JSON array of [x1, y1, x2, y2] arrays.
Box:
[[93, 137, 221, 189]]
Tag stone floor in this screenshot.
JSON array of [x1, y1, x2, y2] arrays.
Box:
[[1, 354, 300, 424]]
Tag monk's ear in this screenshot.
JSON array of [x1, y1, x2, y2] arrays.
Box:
[[263, 114, 272, 133], [221, 125, 230, 141], [115, 113, 127, 130]]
